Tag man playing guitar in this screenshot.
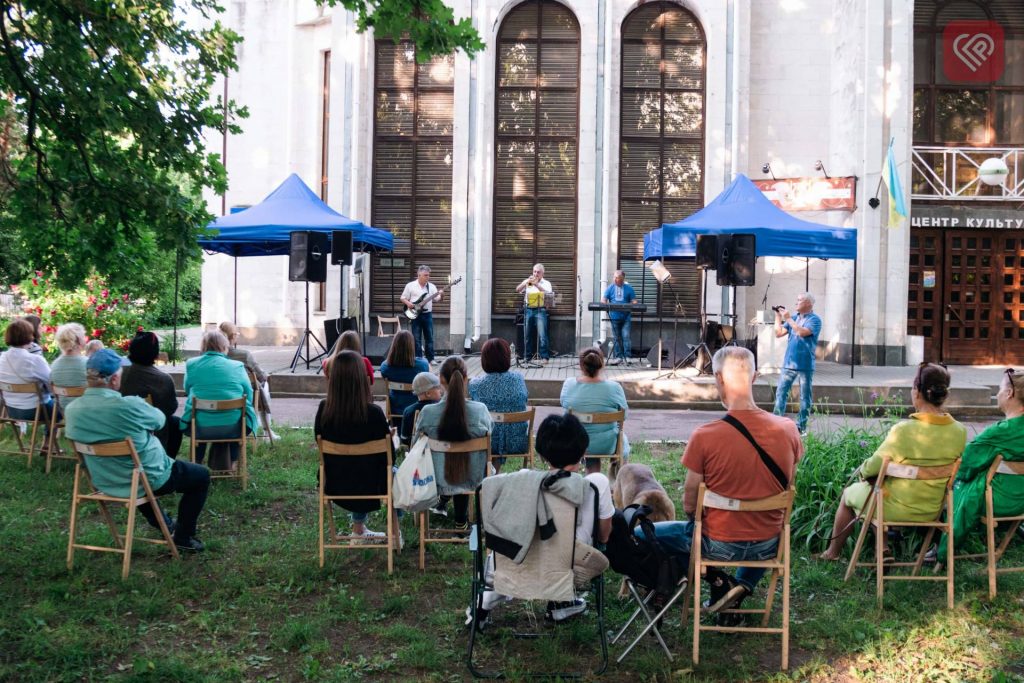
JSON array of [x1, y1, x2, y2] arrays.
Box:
[[401, 265, 442, 363]]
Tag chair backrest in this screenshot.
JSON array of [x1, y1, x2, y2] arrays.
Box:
[[73, 439, 144, 475], [193, 397, 246, 412], [386, 380, 414, 393], [490, 486, 577, 602], [319, 437, 393, 458], [428, 435, 491, 454], [245, 368, 259, 390], [878, 457, 960, 491], [570, 409, 625, 425], [52, 385, 86, 399], [0, 381, 40, 396], [988, 455, 1024, 483], [377, 316, 402, 336], [697, 485, 795, 517], [490, 407, 535, 427]]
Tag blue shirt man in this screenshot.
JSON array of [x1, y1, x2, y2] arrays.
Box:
[[601, 270, 638, 363], [772, 293, 821, 434]]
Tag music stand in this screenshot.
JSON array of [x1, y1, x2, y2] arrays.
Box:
[[290, 281, 329, 373]]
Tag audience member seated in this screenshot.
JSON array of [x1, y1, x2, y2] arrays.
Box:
[[470, 413, 612, 627], [50, 323, 88, 410], [559, 347, 630, 474], [180, 330, 257, 469], [416, 356, 492, 533], [314, 349, 391, 540], [934, 368, 1024, 560], [65, 349, 210, 552], [0, 318, 54, 450], [85, 339, 105, 357], [219, 321, 277, 439], [638, 347, 802, 625], [121, 330, 183, 458], [818, 363, 966, 562], [400, 372, 442, 447], [324, 331, 374, 385], [380, 330, 429, 426], [469, 338, 528, 473], [22, 314, 45, 355]]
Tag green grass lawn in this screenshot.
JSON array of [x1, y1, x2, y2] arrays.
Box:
[[1, 428, 1023, 682]]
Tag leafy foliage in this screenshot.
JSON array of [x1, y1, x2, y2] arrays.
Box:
[[321, 0, 484, 61]]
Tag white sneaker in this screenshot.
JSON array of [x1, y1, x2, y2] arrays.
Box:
[[546, 598, 587, 622], [356, 528, 386, 544], [268, 429, 281, 440]]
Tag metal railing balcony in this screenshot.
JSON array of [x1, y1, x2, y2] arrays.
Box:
[[911, 145, 1024, 201]]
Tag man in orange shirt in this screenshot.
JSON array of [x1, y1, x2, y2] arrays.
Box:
[[639, 346, 802, 623]]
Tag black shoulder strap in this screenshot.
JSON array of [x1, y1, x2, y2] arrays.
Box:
[[720, 414, 788, 490], [588, 481, 600, 544]]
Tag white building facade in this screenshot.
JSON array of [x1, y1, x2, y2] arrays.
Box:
[[202, 0, 1023, 366]]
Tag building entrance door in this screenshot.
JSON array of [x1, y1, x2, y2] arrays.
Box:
[[909, 228, 1024, 364]]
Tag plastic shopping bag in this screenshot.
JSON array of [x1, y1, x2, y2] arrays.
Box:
[[393, 434, 438, 513]]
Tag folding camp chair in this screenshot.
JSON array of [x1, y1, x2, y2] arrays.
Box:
[[844, 457, 961, 609], [66, 439, 179, 579], [317, 436, 398, 574], [247, 369, 274, 446], [418, 434, 491, 570], [0, 382, 45, 467], [954, 455, 1024, 599], [466, 479, 608, 678], [568, 408, 625, 479], [188, 397, 249, 489], [692, 484, 795, 670], [377, 316, 403, 337], [46, 384, 86, 472], [488, 407, 536, 471]]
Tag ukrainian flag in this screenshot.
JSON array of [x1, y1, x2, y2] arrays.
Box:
[[881, 138, 907, 228]]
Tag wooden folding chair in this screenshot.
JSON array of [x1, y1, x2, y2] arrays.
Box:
[[954, 455, 1024, 599], [569, 408, 625, 479], [377, 316, 403, 337], [46, 384, 86, 472], [844, 457, 961, 609], [66, 439, 179, 579], [691, 483, 795, 670], [418, 434, 492, 570], [384, 380, 414, 425], [189, 397, 249, 489], [246, 369, 274, 446], [318, 436, 398, 574], [489, 407, 536, 471], [0, 382, 45, 467]]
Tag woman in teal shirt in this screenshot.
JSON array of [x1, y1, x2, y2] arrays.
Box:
[[559, 347, 630, 474]]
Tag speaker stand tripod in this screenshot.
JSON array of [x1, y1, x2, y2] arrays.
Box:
[[290, 281, 329, 373], [659, 268, 713, 379]]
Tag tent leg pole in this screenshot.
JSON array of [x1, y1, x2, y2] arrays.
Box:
[[640, 261, 646, 363], [806, 257, 809, 291], [233, 256, 238, 324], [851, 258, 857, 378]]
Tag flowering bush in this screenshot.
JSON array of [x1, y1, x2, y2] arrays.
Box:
[[11, 272, 147, 354]]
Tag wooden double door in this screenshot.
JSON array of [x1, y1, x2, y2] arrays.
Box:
[[908, 229, 1024, 365]]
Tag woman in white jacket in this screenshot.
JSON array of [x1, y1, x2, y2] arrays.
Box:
[[0, 318, 54, 449]]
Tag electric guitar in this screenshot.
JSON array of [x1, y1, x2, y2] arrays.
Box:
[[405, 277, 462, 320]]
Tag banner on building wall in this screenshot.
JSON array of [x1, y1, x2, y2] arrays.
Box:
[[753, 177, 857, 212], [911, 206, 1024, 230]]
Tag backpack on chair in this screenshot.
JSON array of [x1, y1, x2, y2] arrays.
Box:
[[604, 504, 685, 596]]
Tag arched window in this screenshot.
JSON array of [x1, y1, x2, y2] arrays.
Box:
[[371, 40, 455, 315], [619, 2, 705, 317], [492, 0, 581, 315]]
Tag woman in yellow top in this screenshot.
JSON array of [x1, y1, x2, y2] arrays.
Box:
[[817, 363, 966, 560]]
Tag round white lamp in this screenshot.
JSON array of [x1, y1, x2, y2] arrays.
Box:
[[978, 157, 1010, 186]]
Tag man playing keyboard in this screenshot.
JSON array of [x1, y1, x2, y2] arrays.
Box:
[[602, 270, 638, 365]]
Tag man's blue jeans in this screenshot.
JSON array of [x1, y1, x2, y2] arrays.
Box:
[[524, 307, 549, 360], [773, 367, 813, 432], [411, 311, 435, 361], [637, 521, 779, 591], [139, 459, 211, 544], [610, 316, 631, 360]]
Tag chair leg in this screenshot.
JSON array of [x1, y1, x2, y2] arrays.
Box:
[[875, 521, 885, 608], [419, 511, 427, 571], [97, 501, 124, 549], [122, 474, 140, 580], [760, 569, 780, 628], [67, 466, 82, 570], [318, 492, 326, 569], [912, 528, 937, 576], [386, 501, 394, 575], [782, 531, 791, 671], [844, 516, 871, 581], [27, 417, 38, 469], [692, 561, 702, 665], [987, 498, 998, 600]]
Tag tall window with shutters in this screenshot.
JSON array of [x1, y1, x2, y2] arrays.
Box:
[[492, 0, 580, 315], [371, 40, 455, 315], [619, 3, 705, 318]]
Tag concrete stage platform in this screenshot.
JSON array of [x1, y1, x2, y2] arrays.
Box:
[[160, 342, 1005, 417]]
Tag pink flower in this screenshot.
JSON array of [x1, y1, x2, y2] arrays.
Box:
[[96, 304, 106, 312], [49, 310, 57, 318], [100, 289, 109, 299], [34, 270, 42, 277], [31, 278, 37, 286], [123, 294, 130, 302], [9, 284, 18, 292], [87, 295, 96, 305], [35, 306, 42, 314]]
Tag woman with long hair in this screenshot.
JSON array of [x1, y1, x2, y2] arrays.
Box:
[[415, 355, 492, 531], [559, 346, 630, 474], [469, 338, 527, 472], [323, 330, 374, 384], [380, 330, 429, 426], [817, 363, 966, 560], [315, 350, 391, 539]]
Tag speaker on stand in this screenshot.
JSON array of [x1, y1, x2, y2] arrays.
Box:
[[288, 231, 330, 372]]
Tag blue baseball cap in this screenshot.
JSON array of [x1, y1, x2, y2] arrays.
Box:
[[86, 348, 130, 378]]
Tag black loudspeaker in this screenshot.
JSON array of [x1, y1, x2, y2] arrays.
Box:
[[696, 234, 717, 270], [289, 231, 329, 282], [715, 234, 756, 287], [364, 336, 393, 366], [331, 230, 353, 266], [324, 317, 358, 351]]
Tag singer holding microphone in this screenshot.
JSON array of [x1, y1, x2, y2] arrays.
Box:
[[516, 263, 553, 362]]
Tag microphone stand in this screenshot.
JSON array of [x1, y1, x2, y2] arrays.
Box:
[[558, 275, 585, 369]]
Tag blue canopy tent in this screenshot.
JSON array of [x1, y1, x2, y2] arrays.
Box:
[[642, 174, 859, 376], [186, 174, 394, 368]]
